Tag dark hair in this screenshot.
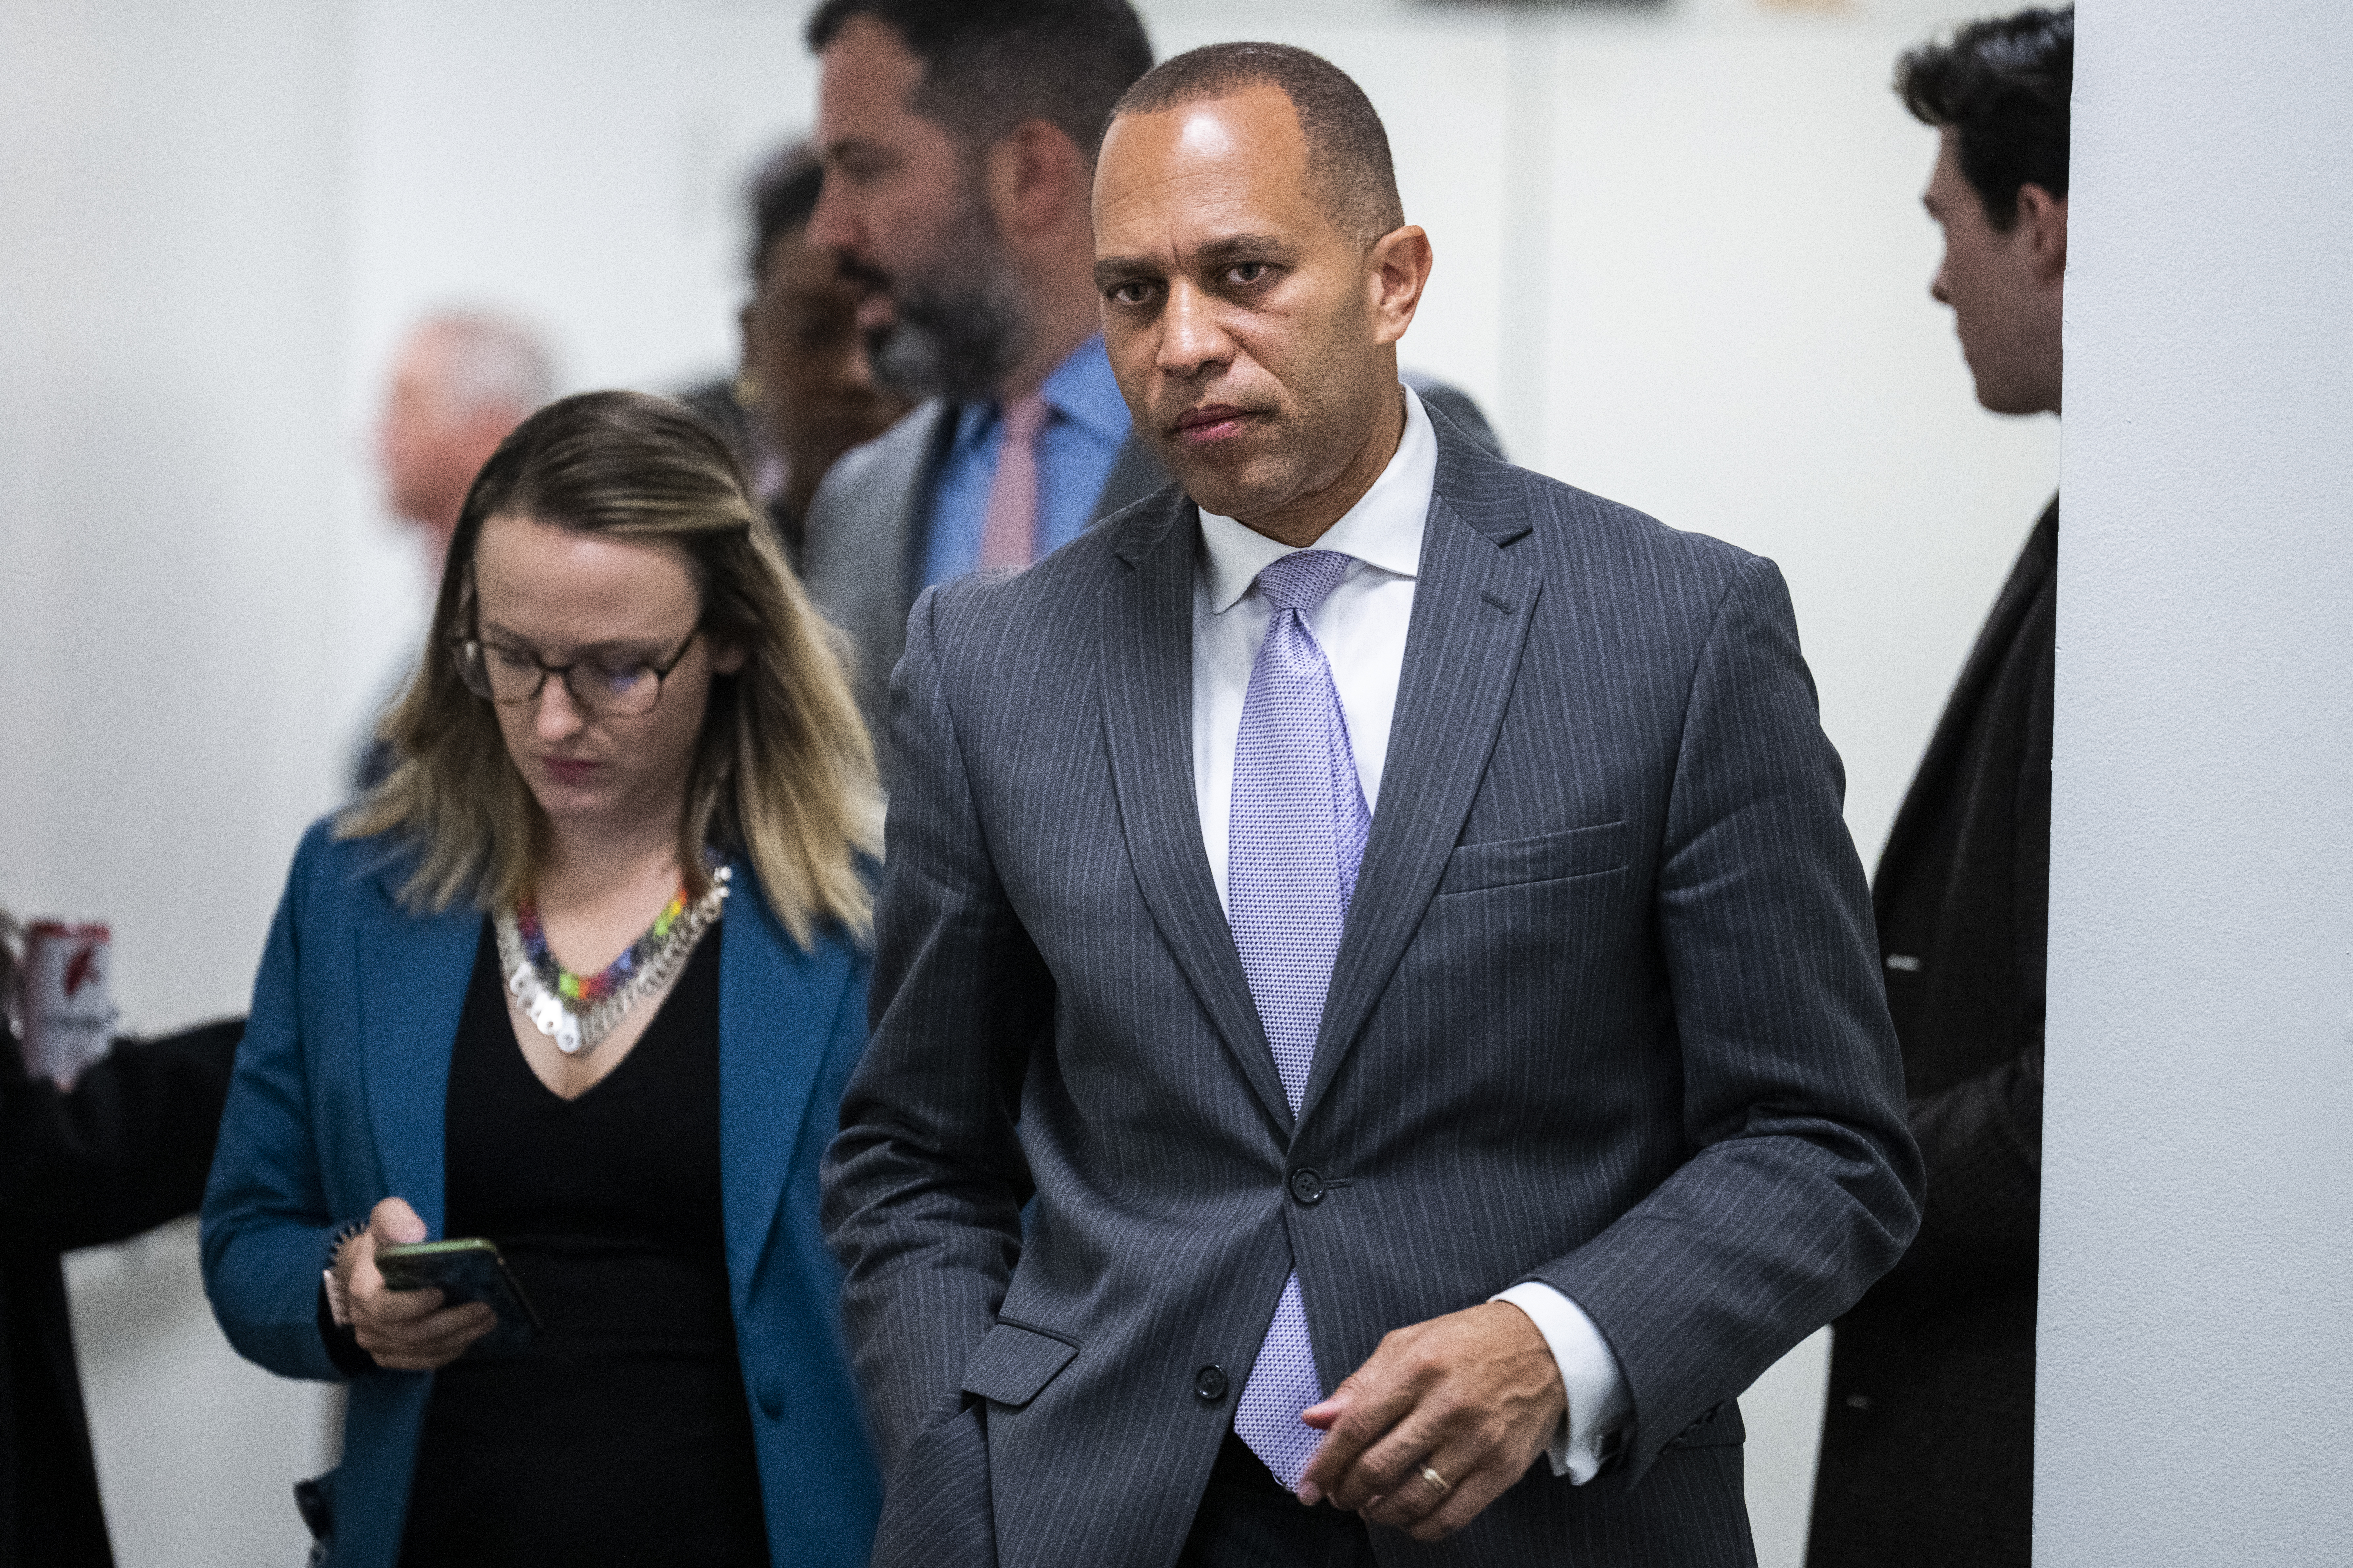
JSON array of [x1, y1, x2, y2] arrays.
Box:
[[1111, 42, 1404, 246], [805, 0, 1153, 164], [1897, 5, 2073, 230], [747, 143, 826, 281]]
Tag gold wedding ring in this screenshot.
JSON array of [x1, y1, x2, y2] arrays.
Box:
[[1418, 1464, 1451, 1497]]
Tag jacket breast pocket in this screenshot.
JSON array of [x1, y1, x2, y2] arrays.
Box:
[[960, 1319, 1080, 1409], [1437, 820, 1630, 895]]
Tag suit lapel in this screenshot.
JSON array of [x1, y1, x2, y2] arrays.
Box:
[[1098, 498, 1295, 1132], [718, 872, 853, 1307], [356, 882, 482, 1235], [1874, 498, 2059, 899], [1297, 448, 1544, 1130]]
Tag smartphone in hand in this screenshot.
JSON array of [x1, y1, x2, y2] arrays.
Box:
[[374, 1237, 542, 1356]]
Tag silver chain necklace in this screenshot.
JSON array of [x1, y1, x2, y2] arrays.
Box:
[[494, 866, 730, 1057]]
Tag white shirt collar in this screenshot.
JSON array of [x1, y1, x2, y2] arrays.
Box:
[[1196, 385, 1436, 615]]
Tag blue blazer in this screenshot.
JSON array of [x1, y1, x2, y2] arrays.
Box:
[[200, 819, 881, 1568]]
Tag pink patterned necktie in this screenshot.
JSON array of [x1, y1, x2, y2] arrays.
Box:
[[977, 391, 1051, 570], [1226, 548, 1370, 1491]]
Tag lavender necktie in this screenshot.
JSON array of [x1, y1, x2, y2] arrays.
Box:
[[1227, 548, 1370, 1491]]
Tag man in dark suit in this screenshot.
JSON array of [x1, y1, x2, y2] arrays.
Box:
[[0, 911, 243, 1566], [1805, 11, 2071, 1568], [796, 0, 1501, 784], [824, 42, 1919, 1567]]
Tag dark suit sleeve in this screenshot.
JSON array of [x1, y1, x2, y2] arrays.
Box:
[[821, 589, 1049, 1468], [0, 1019, 243, 1253], [1868, 1044, 2042, 1311], [1530, 555, 1923, 1479]]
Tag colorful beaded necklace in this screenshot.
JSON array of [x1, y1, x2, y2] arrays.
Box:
[[495, 864, 730, 1057], [517, 885, 688, 1008]]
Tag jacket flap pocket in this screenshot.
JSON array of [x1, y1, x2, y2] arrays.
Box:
[[1440, 820, 1630, 895], [960, 1320, 1079, 1409]]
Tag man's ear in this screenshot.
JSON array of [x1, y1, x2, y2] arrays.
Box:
[[1367, 225, 1434, 348], [984, 118, 1085, 238], [2016, 182, 2068, 288]]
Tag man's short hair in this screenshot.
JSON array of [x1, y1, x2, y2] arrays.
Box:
[[1897, 5, 2073, 231], [1110, 42, 1405, 248], [746, 143, 826, 281], [805, 0, 1153, 165]]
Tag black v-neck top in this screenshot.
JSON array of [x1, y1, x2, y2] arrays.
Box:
[[397, 917, 768, 1567]]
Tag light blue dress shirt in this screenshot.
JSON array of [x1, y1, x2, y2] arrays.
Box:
[[919, 336, 1130, 589]]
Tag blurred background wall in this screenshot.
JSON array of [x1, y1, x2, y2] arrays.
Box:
[[0, 1, 2057, 1563]]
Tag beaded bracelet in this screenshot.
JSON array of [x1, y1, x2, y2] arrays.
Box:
[[322, 1217, 369, 1329]]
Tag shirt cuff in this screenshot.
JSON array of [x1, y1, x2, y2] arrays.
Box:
[[1491, 1282, 1631, 1484], [316, 1274, 378, 1379], [317, 1218, 378, 1379]]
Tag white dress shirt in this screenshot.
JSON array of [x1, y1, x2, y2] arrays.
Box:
[[1189, 387, 1632, 1483]]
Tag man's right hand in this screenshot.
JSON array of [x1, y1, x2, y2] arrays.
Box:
[[335, 1196, 496, 1371]]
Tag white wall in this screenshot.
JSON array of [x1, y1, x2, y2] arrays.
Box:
[[1, 3, 2061, 1565], [0, 4, 353, 1565], [2039, 4, 2353, 1564], [0, 0, 355, 1035]]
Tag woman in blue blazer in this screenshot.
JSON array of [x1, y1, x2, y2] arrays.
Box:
[[202, 392, 883, 1568]]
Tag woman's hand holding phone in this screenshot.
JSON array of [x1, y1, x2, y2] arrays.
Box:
[[335, 1197, 497, 1371]]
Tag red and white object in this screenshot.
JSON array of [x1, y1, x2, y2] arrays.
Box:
[[20, 921, 114, 1087]]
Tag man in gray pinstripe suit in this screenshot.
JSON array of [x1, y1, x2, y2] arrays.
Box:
[[823, 42, 1922, 1568]]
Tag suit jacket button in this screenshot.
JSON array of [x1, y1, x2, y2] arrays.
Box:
[[1289, 1168, 1324, 1205], [1194, 1365, 1228, 1403]]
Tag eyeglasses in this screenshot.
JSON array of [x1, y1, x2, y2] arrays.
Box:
[[451, 629, 701, 718]]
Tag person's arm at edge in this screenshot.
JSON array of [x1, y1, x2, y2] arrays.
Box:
[[0, 1018, 243, 1252]]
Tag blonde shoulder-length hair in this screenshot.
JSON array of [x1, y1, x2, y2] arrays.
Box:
[[341, 389, 881, 947]]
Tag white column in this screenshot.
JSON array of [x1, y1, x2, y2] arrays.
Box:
[[2041, 4, 2353, 1563]]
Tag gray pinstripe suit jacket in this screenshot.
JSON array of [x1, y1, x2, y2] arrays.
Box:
[[821, 415, 1922, 1567]]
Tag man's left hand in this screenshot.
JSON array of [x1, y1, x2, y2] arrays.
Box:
[[1296, 1300, 1563, 1542]]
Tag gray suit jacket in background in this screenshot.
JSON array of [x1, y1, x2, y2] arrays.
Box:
[[799, 372, 1502, 789], [821, 413, 1922, 1566]]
